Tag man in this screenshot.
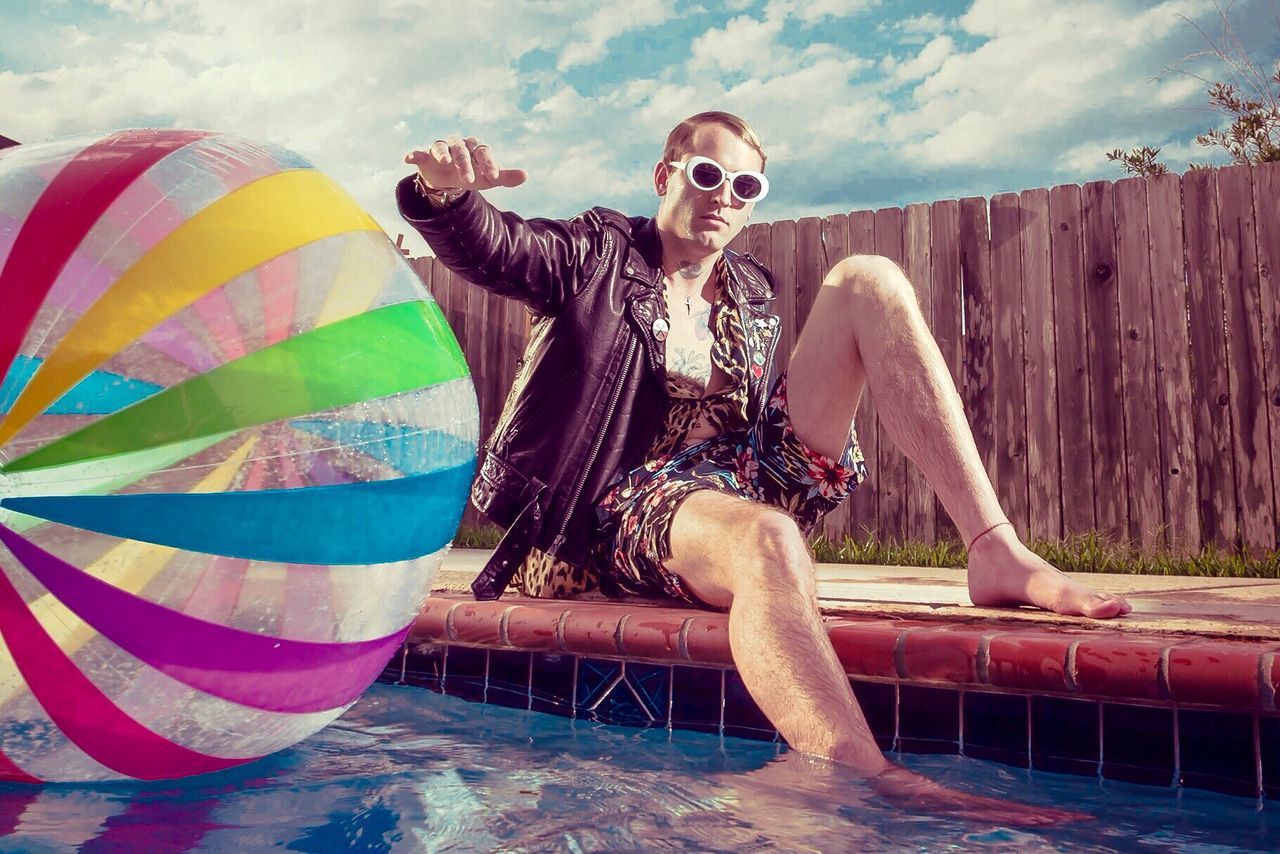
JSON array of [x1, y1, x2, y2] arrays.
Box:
[[397, 111, 1130, 776]]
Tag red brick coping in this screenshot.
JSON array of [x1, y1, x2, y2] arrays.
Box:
[[410, 594, 1280, 713]]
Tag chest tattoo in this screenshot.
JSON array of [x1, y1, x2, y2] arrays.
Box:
[[666, 304, 715, 392]]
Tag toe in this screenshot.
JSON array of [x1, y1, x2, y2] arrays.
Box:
[[1081, 593, 1128, 619]]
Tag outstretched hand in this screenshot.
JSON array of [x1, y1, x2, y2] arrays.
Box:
[[404, 136, 528, 193]]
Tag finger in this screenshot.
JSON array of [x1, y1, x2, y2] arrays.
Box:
[[449, 139, 474, 184], [464, 136, 498, 181], [495, 168, 528, 189], [468, 141, 501, 183], [432, 138, 452, 165], [404, 147, 440, 166]]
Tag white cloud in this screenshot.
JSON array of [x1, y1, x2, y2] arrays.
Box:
[[888, 0, 1217, 168], [557, 0, 676, 70], [689, 14, 787, 75], [892, 12, 949, 40], [0, 0, 1240, 254], [764, 0, 879, 24], [882, 35, 955, 83]]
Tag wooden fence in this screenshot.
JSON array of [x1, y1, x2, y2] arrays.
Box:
[[411, 162, 1280, 555]]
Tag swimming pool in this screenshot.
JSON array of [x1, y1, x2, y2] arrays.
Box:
[[0, 683, 1272, 851]]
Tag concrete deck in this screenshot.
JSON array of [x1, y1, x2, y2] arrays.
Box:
[[433, 549, 1280, 642]]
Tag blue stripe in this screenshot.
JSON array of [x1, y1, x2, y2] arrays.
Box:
[[1, 461, 475, 564], [289, 420, 475, 475], [0, 355, 162, 415]]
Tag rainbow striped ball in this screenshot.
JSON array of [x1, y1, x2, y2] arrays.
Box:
[[0, 130, 476, 782]]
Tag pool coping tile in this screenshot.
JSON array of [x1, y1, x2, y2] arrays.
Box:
[[1166, 641, 1267, 708], [559, 608, 624, 657], [503, 603, 566, 651], [901, 627, 986, 685], [618, 612, 687, 661], [1073, 636, 1167, 702], [447, 600, 507, 646], [825, 619, 903, 679], [986, 632, 1073, 693]]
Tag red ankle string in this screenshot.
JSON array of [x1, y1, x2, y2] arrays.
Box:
[[966, 521, 1012, 552]]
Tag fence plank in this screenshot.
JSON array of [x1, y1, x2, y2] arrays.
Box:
[[989, 193, 1030, 542], [1148, 173, 1200, 551], [1082, 180, 1128, 541], [744, 222, 773, 283], [770, 220, 798, 375], [481, 290, 508, 449], [818, 213, 855, 544], [874, 206, 908, 542], [903, 203, 937, 544], [1113, 178, 1165, 549], [1218, 164, 1274, 554], [1183, 168, 1239, 548], [1049, 184, 1096, 536], [930, 200, 964, 541], [959, 197, 995, 490], [1020, 188, 1063, 541], [847, 210, 879, 539], [795, 216, 825, 340], [1254, 162, 1280, 550]]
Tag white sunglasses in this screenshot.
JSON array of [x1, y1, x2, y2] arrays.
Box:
[[667, 155, 769, 203]]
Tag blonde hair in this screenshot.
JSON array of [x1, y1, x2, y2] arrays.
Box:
[[662, 111, 767, 169]]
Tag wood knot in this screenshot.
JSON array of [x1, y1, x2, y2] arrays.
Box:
[[1217, 393, 1229, 406], [1127, 327, 1139, 340], [1094, 263, 1112, 280]]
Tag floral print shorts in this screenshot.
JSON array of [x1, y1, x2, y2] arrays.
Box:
[[593, 372, 868, 606]]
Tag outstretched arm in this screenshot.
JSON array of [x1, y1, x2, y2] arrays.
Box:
[[398, 136, 601, 316]]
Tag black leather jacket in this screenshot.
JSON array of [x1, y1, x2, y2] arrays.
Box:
[[397, 176, 781, 599]]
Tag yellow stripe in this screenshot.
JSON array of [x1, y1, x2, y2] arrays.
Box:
[[0, 170, 379, 446], [0, 437, 257, 705], [313, 231, 396, 327]]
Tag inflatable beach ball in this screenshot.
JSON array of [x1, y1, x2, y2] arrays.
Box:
[[0, 130, 477, 783]]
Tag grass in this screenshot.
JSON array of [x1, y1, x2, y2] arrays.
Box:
[[455, 523, 1280, 579]]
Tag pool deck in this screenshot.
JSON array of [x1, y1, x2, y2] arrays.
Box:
[[395, 549, 1280, 798], [420, 549, 1280, 709]]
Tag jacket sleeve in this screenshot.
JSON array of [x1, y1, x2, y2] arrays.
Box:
[[396, 175, 603, 316]]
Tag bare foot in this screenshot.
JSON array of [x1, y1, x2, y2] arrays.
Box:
[[731, 754, 1086, 828], [869, 765, 1089, 826], [966, 524, 1131, 618]]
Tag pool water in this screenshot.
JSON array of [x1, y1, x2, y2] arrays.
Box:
[[0, 683, 1273, 852]]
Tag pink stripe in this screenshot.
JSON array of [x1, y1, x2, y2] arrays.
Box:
[[283, 564, 334, 639], [0, 130, 211, 384], [258, 253, 298, 346], [0, 560, 248, 780], [193, 288, 247, 361], [141, 316, 220, 373], [44, 243, 116, 315], [181, 555, 249, 624], [109, 173, 187, 250]]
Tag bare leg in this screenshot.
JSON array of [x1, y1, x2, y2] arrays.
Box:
[[667, 490, 1085, 825], [667, 490, 887, 773], [786, 255, 1130, 619]]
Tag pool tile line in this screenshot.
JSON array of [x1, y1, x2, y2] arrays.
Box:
[[385, 594, 1280, 799], [408, 595, 1280, 711]]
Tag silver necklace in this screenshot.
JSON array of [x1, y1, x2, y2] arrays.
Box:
[[676, 262, 703, 314]]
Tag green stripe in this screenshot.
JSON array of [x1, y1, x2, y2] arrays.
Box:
[[3, 300, 467, 474], [2, 433, 230, 533]]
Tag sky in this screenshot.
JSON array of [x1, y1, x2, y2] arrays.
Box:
[[1, 0, 1275, 255]]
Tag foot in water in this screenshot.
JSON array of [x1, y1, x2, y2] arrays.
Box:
[[966, 523, 1131, 618], [730, 753, 1087, 828]]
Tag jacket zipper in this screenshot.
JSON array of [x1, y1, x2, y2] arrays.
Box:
[[550, 336, 638, 554]]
